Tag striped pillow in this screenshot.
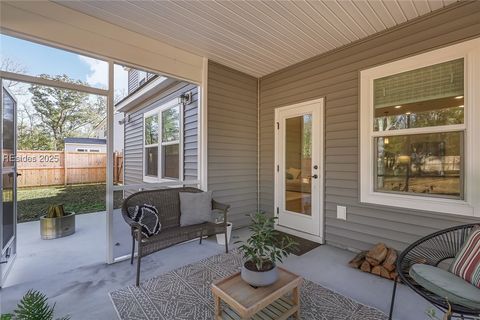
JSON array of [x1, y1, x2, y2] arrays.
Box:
[[450, 227, 480, 288]]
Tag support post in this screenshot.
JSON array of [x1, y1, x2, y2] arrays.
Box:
[[106, 61, 114, 264]]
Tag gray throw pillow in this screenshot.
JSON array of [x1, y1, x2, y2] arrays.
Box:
[[179, 191, 213, 226]]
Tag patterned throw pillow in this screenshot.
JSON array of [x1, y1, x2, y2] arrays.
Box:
[[130, 204, 161, 238], [450, 227, 480, 288]]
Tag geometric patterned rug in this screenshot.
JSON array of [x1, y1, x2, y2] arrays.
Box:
[[109, 250, 388, 319]]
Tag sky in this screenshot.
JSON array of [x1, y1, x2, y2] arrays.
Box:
[[0, 34, 130, 143], [0, 34, 128, 94]]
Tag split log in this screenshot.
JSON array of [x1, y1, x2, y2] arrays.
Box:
[[348, 251, 367, 269], [390, 271, 399, 281], [372, 265, 390, 279], [349, 243, 399, 282], [360, 261, 371, 273], [383, 248, 398, 272], [365, 243, 388, 266]]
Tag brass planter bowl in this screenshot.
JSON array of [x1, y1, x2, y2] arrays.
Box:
[[40, 212, 76, 240]]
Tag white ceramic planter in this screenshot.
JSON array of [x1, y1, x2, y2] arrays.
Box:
[[241, 263, 279, 287], [216, 222, 232, 245]]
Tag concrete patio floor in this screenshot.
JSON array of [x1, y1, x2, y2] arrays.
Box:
[[1, 227, 435, 320], [4, 210, 130, 287]]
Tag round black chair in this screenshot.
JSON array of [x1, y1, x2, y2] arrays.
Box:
[[389, 224, 480, 320]]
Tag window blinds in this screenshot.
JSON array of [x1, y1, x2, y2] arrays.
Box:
[[374, 58, 464, 109]]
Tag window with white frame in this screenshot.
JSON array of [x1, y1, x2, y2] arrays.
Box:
[[143, 99, 182, 182], [360, 38, 480, 216]]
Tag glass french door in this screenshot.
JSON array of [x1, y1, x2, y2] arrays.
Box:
[[1, 83, 18, 286], [275, 99, 324, 239]]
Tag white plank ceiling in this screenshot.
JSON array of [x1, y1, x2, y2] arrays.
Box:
[[58, 0, 458, 77]]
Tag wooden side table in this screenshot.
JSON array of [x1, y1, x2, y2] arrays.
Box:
[[211, 267, 302, 320]]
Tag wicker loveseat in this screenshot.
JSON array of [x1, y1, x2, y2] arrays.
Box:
[[121, 187, 230, 286]]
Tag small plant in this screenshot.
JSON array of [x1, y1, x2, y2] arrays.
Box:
[[237, 212, 297, 271], [45, 205, 66, 218], [1, 289, 70, 320]]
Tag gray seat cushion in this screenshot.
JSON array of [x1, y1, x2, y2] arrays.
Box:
[[179, 191, 212, 227], [409, 264, 480, 310]]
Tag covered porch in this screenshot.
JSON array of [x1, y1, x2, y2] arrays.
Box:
[[1, 1, 480, 320]]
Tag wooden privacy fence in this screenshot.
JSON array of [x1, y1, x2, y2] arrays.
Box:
[[16, 150, 123, 188]]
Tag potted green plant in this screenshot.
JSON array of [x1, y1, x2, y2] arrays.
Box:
[[40, 205, 75, 240], [1, 289, 70, 320], [237, 212, 297, 287]]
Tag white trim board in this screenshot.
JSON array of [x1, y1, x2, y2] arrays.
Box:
[[0, 71, 108, 96], [106, 61, 115, 264], [199, 58, 209, 191]]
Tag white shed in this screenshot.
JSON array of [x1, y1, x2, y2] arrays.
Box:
[[64, 137, 107, 153]]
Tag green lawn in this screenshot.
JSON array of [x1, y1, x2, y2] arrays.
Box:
[[17, 184, 113, 223]]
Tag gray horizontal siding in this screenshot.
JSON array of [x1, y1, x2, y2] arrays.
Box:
[[208, 62, 258, 228], [259, 2, 480, 251], [124, 82, 198, 186], [127, 69, 139, 94]]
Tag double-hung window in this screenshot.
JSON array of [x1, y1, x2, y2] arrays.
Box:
[[143, 99, 182, 182], [360, 38, 480, 216]]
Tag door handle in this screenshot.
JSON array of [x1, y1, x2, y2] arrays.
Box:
[[312, 174, 318, 179]]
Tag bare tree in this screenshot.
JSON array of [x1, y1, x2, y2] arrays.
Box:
[[1, 57, 27, 91]]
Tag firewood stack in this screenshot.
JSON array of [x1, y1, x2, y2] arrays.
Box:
[[348, 243, 399, 281]]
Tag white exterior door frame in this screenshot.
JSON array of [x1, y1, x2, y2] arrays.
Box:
[[274, 98, 325, 244]]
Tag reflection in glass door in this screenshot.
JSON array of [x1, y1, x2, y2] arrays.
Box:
[[275, 99, 324, 240], [285, 115, 312, 215], [1, 84, 18, 286]]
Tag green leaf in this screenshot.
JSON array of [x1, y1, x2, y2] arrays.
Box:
[[237, 212, 298, 271], [12, 290, 70, 320]]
